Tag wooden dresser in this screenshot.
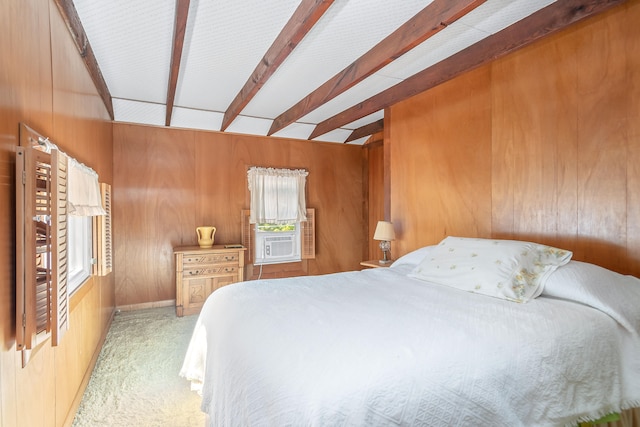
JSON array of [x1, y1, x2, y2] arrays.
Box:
[[174, 245, 246, 316]]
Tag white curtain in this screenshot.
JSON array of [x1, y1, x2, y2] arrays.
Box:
[[68, 157, 106, 216], [247, 167, 308, 224], [36, 136, 105, 217]]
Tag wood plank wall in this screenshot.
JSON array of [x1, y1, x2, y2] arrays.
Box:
[[365, 135, 385, 260], [386, 0, 640, 278], [0, 0, 115, 426], [113, 124, 365, 308]]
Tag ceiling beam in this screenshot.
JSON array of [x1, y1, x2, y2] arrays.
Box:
[[344, 119, 384, 143], [220, 0, 334, 132], [267, 0, 486, 136], [309, 0, 626, 140], [52, 0, 114, 120], [165, 0, 191, 127]]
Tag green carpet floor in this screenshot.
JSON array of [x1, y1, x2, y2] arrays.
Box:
[[72, 307, 206, 427]]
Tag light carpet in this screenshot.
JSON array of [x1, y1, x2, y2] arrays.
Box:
[[72, 307, 206, 427]]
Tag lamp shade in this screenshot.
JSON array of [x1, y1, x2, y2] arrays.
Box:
[[373, 221, 395, 241]]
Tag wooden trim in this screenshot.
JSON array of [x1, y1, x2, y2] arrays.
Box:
[[309, 0, 626, 139], [116, 300, 176, 312]]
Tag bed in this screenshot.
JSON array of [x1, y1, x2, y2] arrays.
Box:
[[180, 237, 640, 426]]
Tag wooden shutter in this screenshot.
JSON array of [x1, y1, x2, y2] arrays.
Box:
[[16, 123, 71, 362], [94, 183, 112, 276], [16, 145, 53, 351], [241, 209, 254, 264], [51, 150, 69, 346], [301, 208, 315, 259]]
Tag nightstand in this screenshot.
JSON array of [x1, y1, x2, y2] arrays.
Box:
[[360, 259, 393, 269]]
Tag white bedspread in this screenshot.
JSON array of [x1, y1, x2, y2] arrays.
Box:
[[181, 266, 640, 427]]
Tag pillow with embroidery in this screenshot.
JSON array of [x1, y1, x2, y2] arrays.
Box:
[[408, 236, 572, 303]]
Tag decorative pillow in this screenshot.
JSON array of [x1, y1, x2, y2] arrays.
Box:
[[408, 236, 572, 303]]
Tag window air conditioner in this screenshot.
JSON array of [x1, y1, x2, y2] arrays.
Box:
[[255, 230, 301, 265]]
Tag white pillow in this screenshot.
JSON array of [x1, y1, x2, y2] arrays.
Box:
[[408, 236, 572, 303], [390, 246, 436, 270], [543, 261, 640, 334]]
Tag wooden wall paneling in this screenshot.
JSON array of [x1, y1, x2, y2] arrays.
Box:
[[305, 141, 364, 274], [194, 132, 252, 246], [366, 141, 384, 260], [113, 125, 196, 307], [57, 277, 112, 427], [114, 124, 364, 305], [627, 0, 640, 277], [54, 278, 94, 427], [0, 0, 54, 136], [388, 0, 640, 280], [1, 0, 54, 426], [14, 342, 56, 427], [78, 278, 102, 385], [3, 0, 112, 425], [574, 8, 628, 274], [48, 4, 115, 423], [390, 66, 492, 258], [196, 131, 365, 274], [49, 0, 113, 180], [491, 30, 580, 250]]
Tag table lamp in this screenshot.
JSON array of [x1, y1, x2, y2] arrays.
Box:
[[373, 221, 395, 264]]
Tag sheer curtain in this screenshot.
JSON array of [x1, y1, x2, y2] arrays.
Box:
[[37, 136, 105, 217], [247, 167, 308, 224], [68, 158, 106, 216]]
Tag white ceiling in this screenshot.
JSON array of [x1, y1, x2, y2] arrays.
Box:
[[72, 0, 556, 144]]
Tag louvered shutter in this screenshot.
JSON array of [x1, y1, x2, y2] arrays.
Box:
[[94, 183, 112, 276], [301, 208, 315, 259], [241, 210, 254, 264], [16, 144, 54, 351], [51, 150, 69, 346], [16, 124, 72, 361]]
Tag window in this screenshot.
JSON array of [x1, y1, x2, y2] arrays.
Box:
[[256, 222, 296, 232], [254, 221, 301, 265], [67, 216, 93, 293], [247, 167, 309, 265], [247, 166, 308, 224], [242, 208, 315, 265]]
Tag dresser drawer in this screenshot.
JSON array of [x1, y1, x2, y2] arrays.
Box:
[[183, 253, 239, 266], [183, 265, 239, 278]]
